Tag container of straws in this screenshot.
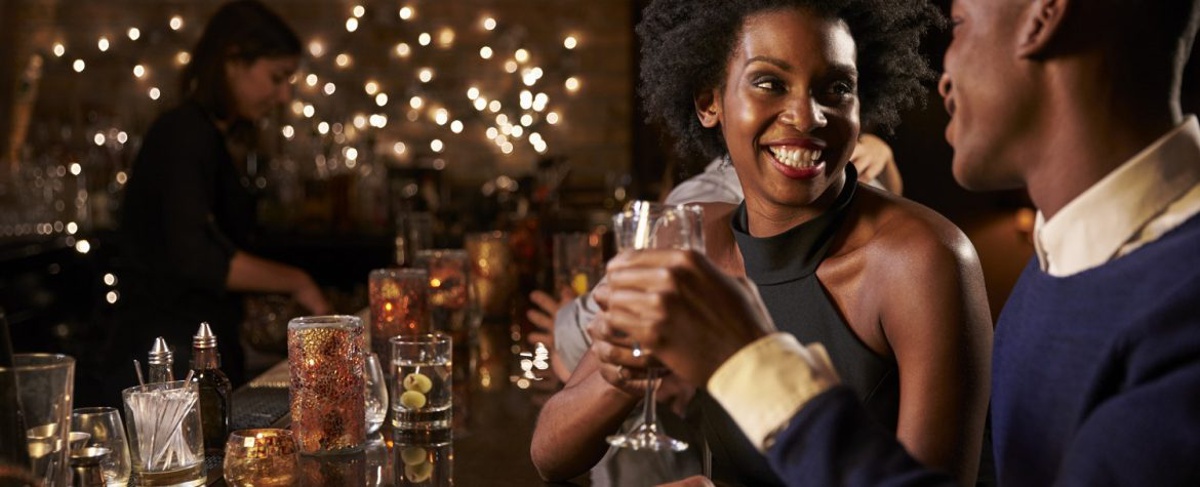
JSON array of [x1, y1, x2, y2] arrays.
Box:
[[122, 380, 205, 487]]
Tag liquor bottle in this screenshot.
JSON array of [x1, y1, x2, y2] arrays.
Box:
[[189, 323, 231, 455], [146, 337, 174, 384], [0, 307, 32, 468]]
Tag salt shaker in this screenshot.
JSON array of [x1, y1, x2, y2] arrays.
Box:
[[146, 337, 174, 383]]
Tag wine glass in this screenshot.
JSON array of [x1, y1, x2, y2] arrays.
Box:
[[606, 201, 705, 452], [223, 429, 299, 487], [364, 353, 389, 435], [71, 407, 132, 487]]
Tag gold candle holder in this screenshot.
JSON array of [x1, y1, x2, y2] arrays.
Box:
[[414, 250, 471, 329], [465, 231, 517, 320], [287, 316, 367, 455], [368, 268, 430, 369], [222, 429, 299, 487]]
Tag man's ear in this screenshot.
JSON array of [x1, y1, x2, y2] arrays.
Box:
[[1017, 0, 1069, 58], [695, 89, 721, 128]]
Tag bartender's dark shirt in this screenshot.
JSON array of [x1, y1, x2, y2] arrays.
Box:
[[111, 101, 255, 397]]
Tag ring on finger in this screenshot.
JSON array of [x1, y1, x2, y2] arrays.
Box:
[[617, 365, 631, 381]]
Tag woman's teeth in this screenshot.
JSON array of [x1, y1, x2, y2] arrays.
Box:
[[768, 147, 822, 168]]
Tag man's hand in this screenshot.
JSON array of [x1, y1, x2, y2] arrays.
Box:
[[592, 250, 776, 387]]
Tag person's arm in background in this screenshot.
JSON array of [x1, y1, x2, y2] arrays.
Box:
[[530, 323, 646, 481], [527, 287, 579, 382], [852, 133, 903, 195], [152, 118, 331, 316], [227, 251, 330, 315]]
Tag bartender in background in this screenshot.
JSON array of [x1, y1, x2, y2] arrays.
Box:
[[109, 0, 329, 402]]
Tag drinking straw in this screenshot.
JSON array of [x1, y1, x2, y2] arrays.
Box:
[[133, 360, 145, 386]]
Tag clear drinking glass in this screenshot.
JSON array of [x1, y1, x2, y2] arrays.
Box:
[[222, 428, 299, 487], [390, 333, 453, 431], [414, 249, 474, 432], [364, 353, 389, 435], [2, 353, 75, 487], [606, 201, 705, 452], [122, 380, 205, 486], [71, 407, 131, 487]]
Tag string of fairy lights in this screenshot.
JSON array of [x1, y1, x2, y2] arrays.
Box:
[[7, 0, 594, 248], [42, 1, 583, 171], [281, 3, 581, 166]]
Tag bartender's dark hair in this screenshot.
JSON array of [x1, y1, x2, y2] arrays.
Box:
[[181, 0, 301, 122], [637, 0, 943, 160]]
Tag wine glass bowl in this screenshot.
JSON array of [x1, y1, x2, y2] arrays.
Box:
[[364, 353, 389, 435], [70, 407, 132, 486]]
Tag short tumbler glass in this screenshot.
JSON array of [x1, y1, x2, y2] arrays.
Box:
[[122, 380, 205, 487], [390, 333, 452, 430]]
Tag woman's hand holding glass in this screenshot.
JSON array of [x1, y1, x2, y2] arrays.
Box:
[[593, 249, 778, 390], [587, 311, 658, 398], [601, 201, 706, 452]]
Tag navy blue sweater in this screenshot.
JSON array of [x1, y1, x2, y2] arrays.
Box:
[[764, 213, 1200, 486]]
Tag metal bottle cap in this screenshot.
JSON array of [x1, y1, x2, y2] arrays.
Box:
[[193, 322, 218, 349], [147, 336, 172, 366]]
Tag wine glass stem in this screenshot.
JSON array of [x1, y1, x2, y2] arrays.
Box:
[[642, 367, 658, 428]]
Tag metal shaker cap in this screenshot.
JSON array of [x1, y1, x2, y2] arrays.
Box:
[[193, 322, 218, 349], [146, 336, 172, 366]]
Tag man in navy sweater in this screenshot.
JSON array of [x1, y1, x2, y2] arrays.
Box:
[[595, 0, 1200, 485]]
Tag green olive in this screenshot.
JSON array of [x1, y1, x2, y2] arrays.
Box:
[[406, 461, 434, 482], [400, 390, 427, 409], [403, 372, 433, 393], [400, 446, 427, 466]]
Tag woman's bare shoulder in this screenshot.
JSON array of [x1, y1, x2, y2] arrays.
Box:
[[843, 187, 980, 286], [855, 187, 975, 261]]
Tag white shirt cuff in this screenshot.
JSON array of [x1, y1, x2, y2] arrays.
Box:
[[707, 333, 840, 451]]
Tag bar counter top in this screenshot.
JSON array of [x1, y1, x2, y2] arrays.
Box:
[[207, 360, 578, 486]]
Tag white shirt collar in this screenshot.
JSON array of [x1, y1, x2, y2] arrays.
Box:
[[1034, 115, 1200, 276]]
